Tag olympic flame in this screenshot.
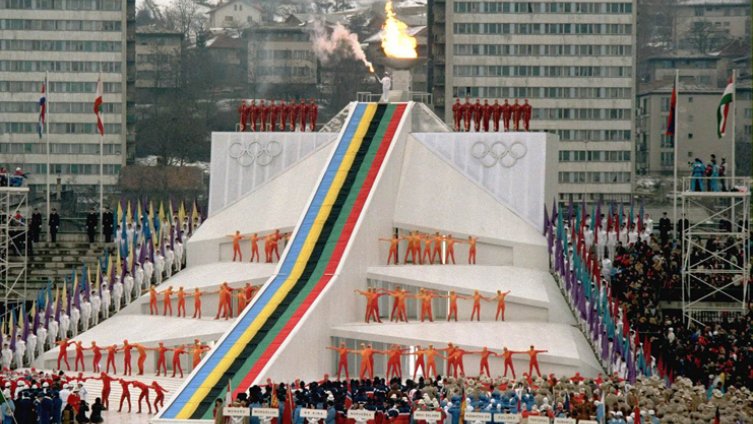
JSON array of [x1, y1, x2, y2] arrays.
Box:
[[381, 0, 417, 59]]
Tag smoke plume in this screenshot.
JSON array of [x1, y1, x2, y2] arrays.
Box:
[[312, 20, 374, 72]]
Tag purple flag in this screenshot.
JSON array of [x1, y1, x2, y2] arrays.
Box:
[[22, 308, 30, 342]]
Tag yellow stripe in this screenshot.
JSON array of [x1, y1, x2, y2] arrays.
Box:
[[176, 104, 378, 418]]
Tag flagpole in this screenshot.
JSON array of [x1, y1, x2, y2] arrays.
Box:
[[730, 69, 736, 179], [45, 71, 51, 241], [672, 69, 679, 235]]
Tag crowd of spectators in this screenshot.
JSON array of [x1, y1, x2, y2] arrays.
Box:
[[217, 373, 752, 424]]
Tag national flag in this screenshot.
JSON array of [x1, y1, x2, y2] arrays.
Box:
[[665, 78, 677, 136], [713, 406, 720, 424], [282, 384, 294, 424], [717, 76, 734, 138], [94, 73, 104, 136], [225, 379, 233, 405], [459, 385, 466, 424], [38, 75, 47, 139]]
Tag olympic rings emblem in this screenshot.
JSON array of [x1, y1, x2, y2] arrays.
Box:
[[228, 140, 282, 167], [470, 141, 527, 168]]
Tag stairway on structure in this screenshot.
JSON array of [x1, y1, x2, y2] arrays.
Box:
[[22, 233, 114, 298]]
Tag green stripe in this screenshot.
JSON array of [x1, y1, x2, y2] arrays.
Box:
[[214, 106, 397, 415]]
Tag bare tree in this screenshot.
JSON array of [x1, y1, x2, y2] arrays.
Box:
[[685, 20, 729, 54], [164, 0, 207, 42]]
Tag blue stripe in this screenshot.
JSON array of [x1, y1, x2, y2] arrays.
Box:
[[162, 103, 368, 418]]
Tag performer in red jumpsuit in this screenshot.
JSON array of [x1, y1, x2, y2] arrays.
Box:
[[472, 347, 497, 378], [522, 99, 532, 131], [353, 343, 376, 380], [162, 286, 173, 316], [122, 339, 134, 376], [287, 99, 296, 130], [177, 287, 186, 317], [379, 234, 400, 265], [172, 345, 186, 378], [492, 99, 502, 132], [512, 99, 522, 131], [57, 338, 72, 370], [117, 378, 132, 413], [154, 342, 169, 376], [93, 372, 116, 409], [279, 100, 288, 131], [501, 99, 512, 131], [149, 286, 158, 315], [152, 381, 168, 413], [132, 379, 152, 414], [470, 290, 489, 321], [269, 100, 279, 131], [135, 343, 148, 375], [462, 97, 472, 132], [290, 99, 300, 131], [482, 99, 492, 132], [526, 345, 548, 377], [412, 346, 426, 380], [309, 98, 318, 131], [299, 99, 309, 132], [90, 341, 102, 373], [472, 98, 482, 131], [74, 341, 86, 372], [238, 101, 247, 131], [250, 99, 259, 132], [452, 98, 462, 131], [105, 344, 119, 374], [259, 100, 269, 131], [192, 288, 202, 319], [326, 342, 350, 380]]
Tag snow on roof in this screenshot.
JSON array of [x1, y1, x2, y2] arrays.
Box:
[[677, 0, 748, 5]]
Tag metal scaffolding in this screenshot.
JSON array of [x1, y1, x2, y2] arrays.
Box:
[[680, 177, 750, 327], [0, 187, 29, 311]]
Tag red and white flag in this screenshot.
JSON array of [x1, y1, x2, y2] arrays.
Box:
[[717, 75, 734, 138], [93, 74, 104, 136]]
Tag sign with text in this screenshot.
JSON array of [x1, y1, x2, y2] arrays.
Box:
[[554, 419, 576, 424], [464, 412, 492, 422], [251, 408, 279, 418], [413, 411, 442, 421], [526, 417, 550, 424], [493, 413, 521, 423], [301, 409, 328, 419], [347, 410, 376, 420], [577, 421, 598, 424], [224, 407, 250, 417]]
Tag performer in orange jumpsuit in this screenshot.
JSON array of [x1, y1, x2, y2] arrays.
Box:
[[423, 345, 443, 378], [149, 286, 158, 315], [278, 100, 287, 131], [270, 229, 284, 262], [382, 344, 408, 380], [526, 345, 548, 377], [431, 232, 444, 264], [105, 344, 119, 374], [494, 290, 511, 321], [470, 290, 490, 321], [417, 288, 440, 322], [171, 345, 186, 378], [117, 378, 132, 413], [259, 100, 269, 131], [354, 343, 376, 380], [472, 98, 482, 131], [419, 233, 432, 264], [122, 339, 134, 376], [522, 99, 532, 131], [192, 288, 202, 318], [452, 98, 462, 131], [309, 98, 318, 131], [93, 372, 116, 409], [447, 345, 468, 377], [412, 345, 426, 380], [228, 230, 243, 262], [135, 343, 148, 375], [326, 342, 350, 380], [402, 232, 415, 264], [492, 99, 502, 132], [482, 99, 492, 132], [512, 99, 522, 131], [249, 233, 260, 262], [236, 288, 248, 312], [162, 286, 174, 316], [442, 343, 457, 376], [74, 341, 86, 371], [191, 339, 210, 368], [502, 347, 522, 378], [57, 338, 72, 370], [132, 379, 152, 414], [299, 99, 309, 132], [501, 99, 512, 131], [90, 341, 102, 373], [383, 285, 408, 322], [462, 97, 472, 132], [444, 290, 469, 322], [177, 286, 187, 317], [445, 234, 458, 264], [152, 381, 168, 413], [214, 282, 232, 320], [354, 288, 383, 323], [244, 282, 257, 303], [154, 342, 169, 376], [250, 99, 259, 131], [379, 234, 400, 265], [459, 236, 478, 264], [472, 347, 497, 377]]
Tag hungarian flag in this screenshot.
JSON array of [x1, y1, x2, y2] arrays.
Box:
[[94, 74, 104, 136], [717, 76, 734, 138], [38, 76, 47, 139], [665, 80, 677, 136]]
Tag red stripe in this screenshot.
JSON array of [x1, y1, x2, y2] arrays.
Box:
[[236, 105, 406, 390]]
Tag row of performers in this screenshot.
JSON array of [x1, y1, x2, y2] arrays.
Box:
[[452, 98, 533, 132], [237, 99, 318, 132]]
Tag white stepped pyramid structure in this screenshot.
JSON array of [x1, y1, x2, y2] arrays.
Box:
[[39, 102, 602, 423]]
